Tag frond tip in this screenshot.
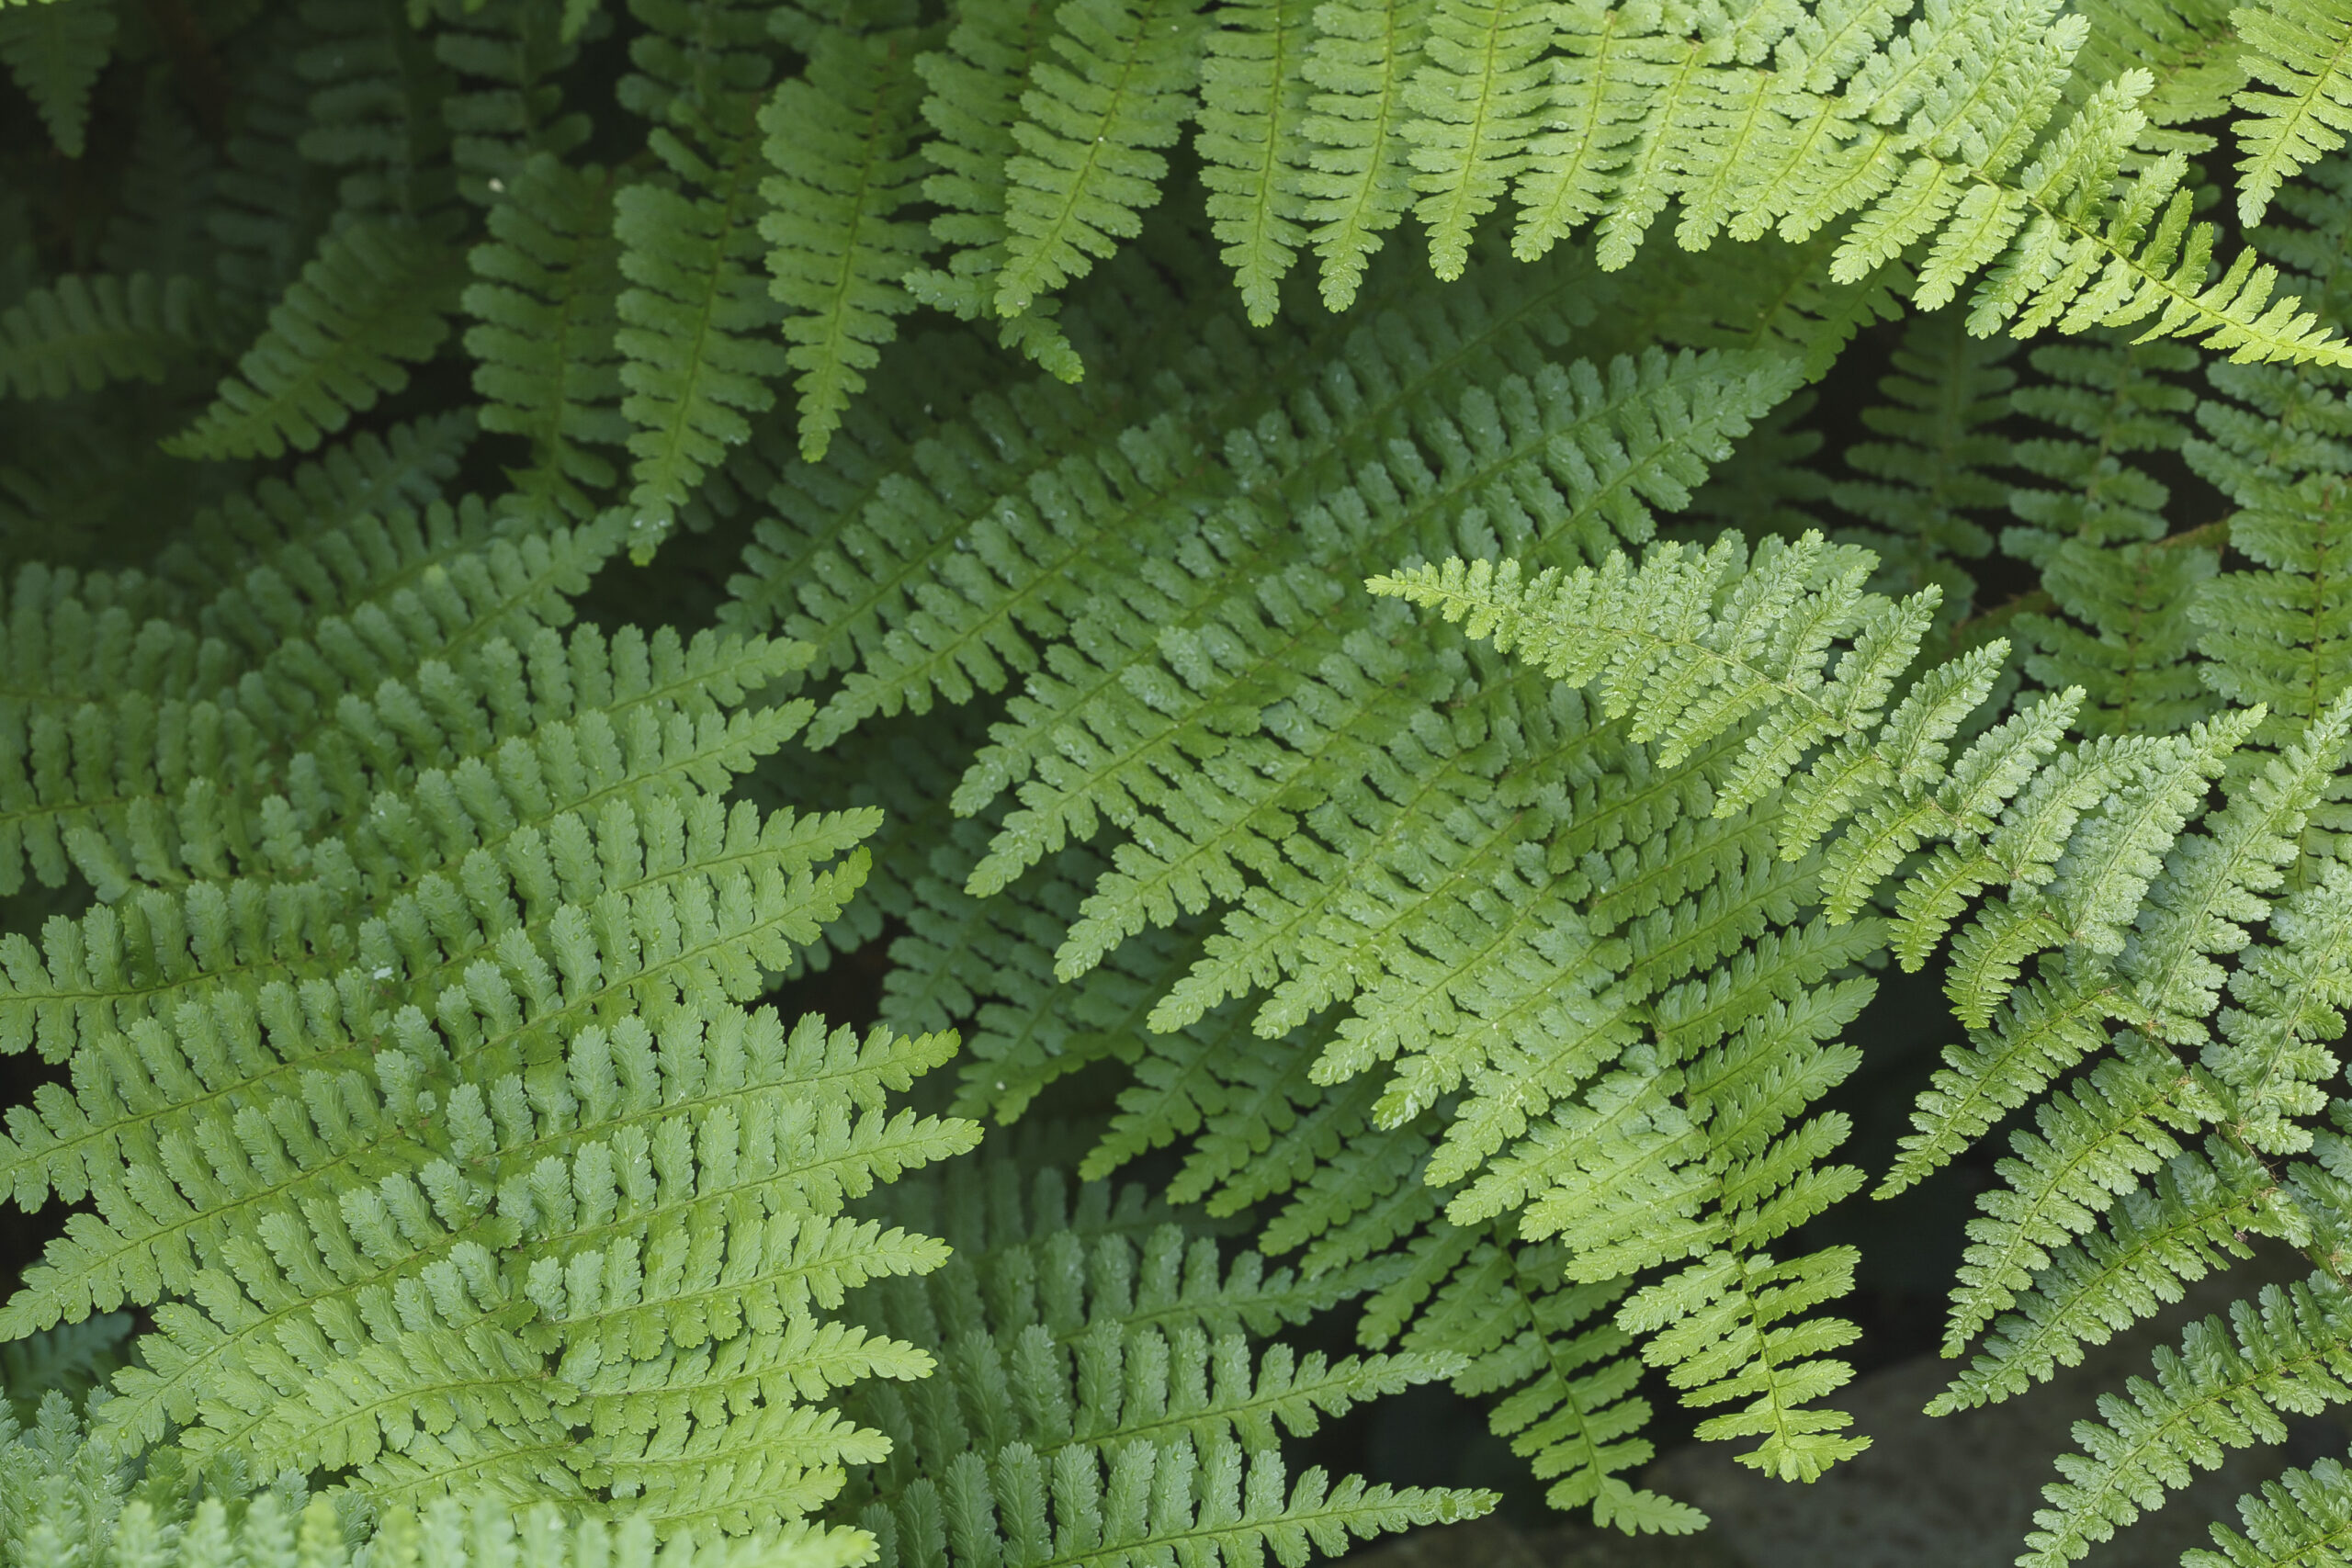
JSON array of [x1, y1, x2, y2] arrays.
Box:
[[165, 220, 466, 461]]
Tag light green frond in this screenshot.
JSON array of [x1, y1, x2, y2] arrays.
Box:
[[2022, 1273, 2352, 1566], [2231, 0, 2352, 225], [1401, 0, 1555, 280], [759, 23, 935, 463], [1296, 0, 1431, 310], [1933, 1141, 2278, 1414], [993, 0, 1212, 317], [1197, 0, 1316, 324], [2188, 1455, 2352, 1568]]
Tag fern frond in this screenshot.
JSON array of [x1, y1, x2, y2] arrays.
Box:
[[293, 0, 455, 219], [609, 0, 785, 556], [1401, 0, 1555, 281], [464, 155, 628, 513], [2188, 1455, 2352, 1568], [1933, 1142, 2278, 1413], [760, 22, 933, 464], [1296, 0, 1430, 310], [166, 220, 467, 461], [903, 0, 1083, 377], [2231, 0, 2352, 225], [2021, 1273, 2352, 1567], [1399, 1240, 1702, 1529], [846, 1153, 1488, 1566], [0, 0, 115, 158], [1829, 308, 2012, 612], [2188, 358, 2352, 753], [992, 0, 1212, 318], [432, 0, 592, 206], [0, 275, 221, 400], [1196, 0, 1315, 325]]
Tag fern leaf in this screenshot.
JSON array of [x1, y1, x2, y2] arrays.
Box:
[[0, 275, 220, 400], [2188, 1455, 2352, 1568], [463, 154, 628, 511], [165, 221, 466, 461], [1402, 1243, 1703, 1529], [760, 24, 934, 464], [2232, 0, 2352, 225], [2023, 1274, 2352, 1567], [993, 0, 1212, 318], [0, 0, 114, 158], [1942, 1034, 2201, 1355], [1933, 1142, 2277, 1414], [903, 0, 1083, 377], [609, 0, 785, 557], [1296, 0, 1431, 310], [1196, 0, 1316, 324], [1401, 0, 1555, 280]]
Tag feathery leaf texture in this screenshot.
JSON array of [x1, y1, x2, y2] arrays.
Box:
[[760, 23, 934, 463], [0, 0, 114, 158], [166, 221, 467, 461], [2232, 0, 2352, 224]]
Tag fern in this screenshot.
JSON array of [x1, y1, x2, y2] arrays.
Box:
[[462, 154, 628, 513], [759, 19, 935, 463], [607, 0, 786, 556], [166, 220, 467, 461], [1296, 0, 1430, 310], [990, 0, 1211, 318], [38, 6, 2352, 1562], [2232, 0, 2352, 224], [0, 1396, 859, 1568], [1196, 0, 1316, 324], [842, 1156, 1489, 1567], [0, 275, 221, 400], [0, 0, 114, 157], [902, 0, 1084, 378]]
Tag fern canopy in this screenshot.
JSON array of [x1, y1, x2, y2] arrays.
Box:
[[25, 0, 2352, 1562]]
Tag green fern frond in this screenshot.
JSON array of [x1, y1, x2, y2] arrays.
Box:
[[464, 155, 628, 513], [1933, 1141, 2279, 1414], [1196, 0, 1316, 325], [759, 22, 934, 464], [0, 0, 115, 157], [433, 0, 592, 206], [1296, 0, 1430, 310], [992, 0, 1211, 317], [1401, 0, 1555, 281], [1398, 1239, 1702, 1529], [845, 1154, 1489, 1567], [296, 0, 456, 220], [2022, 1273, 2352, 1567], [903, 0, 1084, 378], [0, 275, 221, 400], [2187, 1454, 2352, 1568], [166, 220, 467, 461], [608, 0, 785, 557], [1829, 308, 2013, 614], [2231, 0, 2352, 225], [2188, 358, 2352, 753]]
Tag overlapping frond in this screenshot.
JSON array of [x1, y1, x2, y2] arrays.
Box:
[[842, 1155, 1490, 1568], [165, 221, 467, 462]]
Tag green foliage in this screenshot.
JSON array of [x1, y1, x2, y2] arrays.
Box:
[[0, 0, 113, 157], [0, 1396, 858, 1568], [28, 0, 2352, 1562], [166, 220, 468, 461]]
